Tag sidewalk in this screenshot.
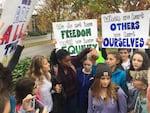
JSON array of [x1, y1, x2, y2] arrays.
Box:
[[24, 34, 52, 44]]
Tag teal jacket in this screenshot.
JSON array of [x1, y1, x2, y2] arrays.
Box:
[[10, 95, 16, 113], [134, 93, 148, 113], [112, 68, 128, 94]]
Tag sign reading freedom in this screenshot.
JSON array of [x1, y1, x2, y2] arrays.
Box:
[[101, 10, 150, 48], [53, 19, 98, 56], [0, 0, 37, 65]]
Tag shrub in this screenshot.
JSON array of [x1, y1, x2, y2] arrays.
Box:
[[39, 31, 47, 35], [12, 57, 31, 84]]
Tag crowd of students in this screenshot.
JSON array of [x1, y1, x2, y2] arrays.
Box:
[[1, 35, 150, 113]]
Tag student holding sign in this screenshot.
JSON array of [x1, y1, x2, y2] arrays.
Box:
[[0, 43, 24, 113], [0, 18, 24, 113], [0, 37, 24, 113], [77, 56, 95, 113], [50, 47, 94, 113]]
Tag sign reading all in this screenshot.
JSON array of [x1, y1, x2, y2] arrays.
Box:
[[0, 0, 37, 65]]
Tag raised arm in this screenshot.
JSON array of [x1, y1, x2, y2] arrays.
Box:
[[96, 38, 107, 60], [7, 38, 24, 71], [71, 48, 91, 68]]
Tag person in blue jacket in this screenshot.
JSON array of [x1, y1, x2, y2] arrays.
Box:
[[106, 51, 128, 95], [77, 56, 95, 113]]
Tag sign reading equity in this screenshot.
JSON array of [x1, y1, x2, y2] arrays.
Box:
[[0, 0, 37, 65], [53, 19, 98, 56], [101, 10, 150, 48]]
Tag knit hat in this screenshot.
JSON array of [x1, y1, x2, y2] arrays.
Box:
[[95, 63, 112, 78]]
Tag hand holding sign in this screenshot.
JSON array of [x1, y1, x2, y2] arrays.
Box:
[[52, 38, 57, 45], [96, 37, 104, 48], [87, 48, 99, 65], [17, 31, 26, 46]]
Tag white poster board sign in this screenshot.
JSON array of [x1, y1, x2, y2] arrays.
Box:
[[0, 0, 37, 65], [53, 19, 98, 56], [101, 10, 150, 48]]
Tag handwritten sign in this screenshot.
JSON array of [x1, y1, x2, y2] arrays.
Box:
[[53, 19, 98, 56], [0, 0, 37, 65], [101, 10, 150, 48]]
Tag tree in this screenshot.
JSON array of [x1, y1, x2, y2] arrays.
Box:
[[34, 0, 150, 34]]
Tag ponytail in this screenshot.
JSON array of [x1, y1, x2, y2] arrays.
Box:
[[50, 48, 70, 66], [50, 49, 59, 66]]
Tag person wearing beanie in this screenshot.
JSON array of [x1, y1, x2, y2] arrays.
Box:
[[87, 63, 127, 113]]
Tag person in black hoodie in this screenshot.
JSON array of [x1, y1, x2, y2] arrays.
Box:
[[50, 48, 93, 113]]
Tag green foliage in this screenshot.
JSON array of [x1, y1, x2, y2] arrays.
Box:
[[12, 57, 31, 84], [35, 0, 150, 37], [39, 31, 48, 35], [28, 31, 41, 36]]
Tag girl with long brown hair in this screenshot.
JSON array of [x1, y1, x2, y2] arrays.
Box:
[[28, 55, 53, 113], [87, 63, 127, 113]]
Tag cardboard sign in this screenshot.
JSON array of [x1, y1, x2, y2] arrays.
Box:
[[53, 19, 98, 56], [101, 10, 150, 48], [0, 0, 37, 65]]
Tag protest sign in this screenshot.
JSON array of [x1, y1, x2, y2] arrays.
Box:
[[101, 10, 150, 48], [0, 0, 37, 65], [53, 19, 98, 56]]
